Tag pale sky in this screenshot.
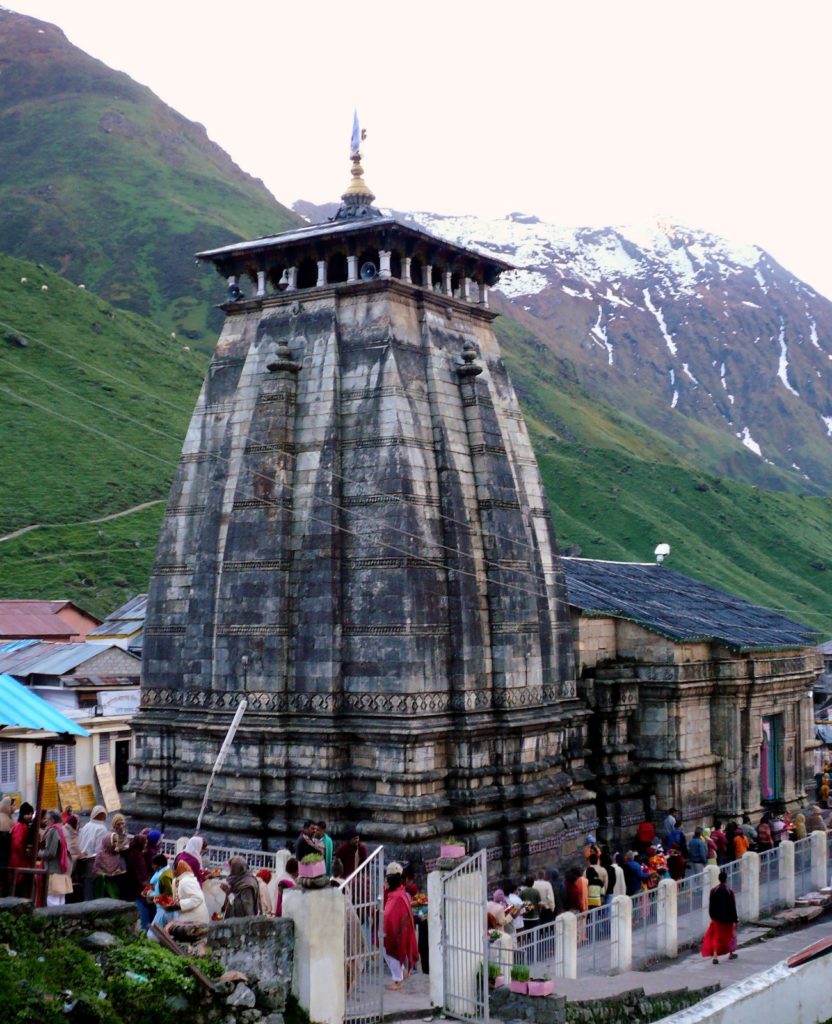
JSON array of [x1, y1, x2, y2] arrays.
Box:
[[6, 0, 832, 297]]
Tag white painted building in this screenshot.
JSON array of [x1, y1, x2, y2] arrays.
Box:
[[0, 639, 140, 809]]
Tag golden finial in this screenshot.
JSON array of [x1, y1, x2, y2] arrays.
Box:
[[342, 150, 375, 203]]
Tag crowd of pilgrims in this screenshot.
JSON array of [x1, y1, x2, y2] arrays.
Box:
[[485, 806, 830, 967], [0, 801, 417, 972], [1, 798, 829, 982]]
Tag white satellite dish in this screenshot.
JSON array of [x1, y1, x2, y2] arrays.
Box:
[[654, 543, 671, 564]]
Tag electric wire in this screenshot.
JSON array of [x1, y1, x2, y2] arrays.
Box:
[[1, 356, 557, 598], [3, 374, 826, 639], [0, 381, 558, 605], [2, 319, 828, 635], [0, 315, 561, 576]]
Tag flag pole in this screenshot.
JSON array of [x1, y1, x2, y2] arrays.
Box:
[[195, 698, 247, 833]]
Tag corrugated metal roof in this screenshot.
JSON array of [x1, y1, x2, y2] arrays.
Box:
[[87, 594, 147, 638], [0, 640, 139, 677], [0, 600, 80, 638], [0, 672, 89, 736], [562, 557, 816, 652]]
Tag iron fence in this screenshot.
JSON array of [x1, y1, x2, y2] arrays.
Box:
[[159, 838, 281, 872], [721, 858, 742, 898], [758, 846, 782, 915], [630, 886, 661, 967], [441, 850, 489, 1024], [575, 904, 613, 977], [514, 919, 558, 967], [828, 831, 832, 885], [794, 836, 813, 896], [339, 846, 385, 1024], [676, 870, 707, 949]]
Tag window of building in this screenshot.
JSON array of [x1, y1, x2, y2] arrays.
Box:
[[98, 732, 111, 764], [46, 744, 76, 782], [0, 742, 17, 789]]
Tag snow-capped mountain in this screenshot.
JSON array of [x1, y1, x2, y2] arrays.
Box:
[[294, 202, 832, 492], [406, 212, 832, 491]]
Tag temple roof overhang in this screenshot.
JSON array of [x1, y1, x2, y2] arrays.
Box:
[[196, 215, 513, 283]]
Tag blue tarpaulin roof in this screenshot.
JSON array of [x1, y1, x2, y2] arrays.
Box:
[[0, 672, 89, 736]]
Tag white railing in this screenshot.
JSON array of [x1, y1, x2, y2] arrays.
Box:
[[441, 850, 489, 1024], [338, 846, 385, 1024], [828, 831, 832, 885], [758, 845, 782, 915], [514, 919, 558, 966], [676, 870, 708, 949], [575, 904, 613, 977], [794, 835, 812, 894], [721, 858, 743, 897], [159, 837, 282, 872], [630, 886, 661, 967]]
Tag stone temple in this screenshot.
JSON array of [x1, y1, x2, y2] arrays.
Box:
[[128, 146, 596, 871]]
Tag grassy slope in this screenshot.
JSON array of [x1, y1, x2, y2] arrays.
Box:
[[497, 318, 832, 636], [0, 16, 302, 345], [0, 254, 206, 615], [1, 254, 830, 635]]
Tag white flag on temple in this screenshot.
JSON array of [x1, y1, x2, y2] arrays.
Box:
[[351, 110, 360, 156]]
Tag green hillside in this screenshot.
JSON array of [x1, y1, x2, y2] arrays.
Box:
[[0, 11, 302, 345], [1, 252, 830, 636], [499, 317, 832, 637], [0, 254, 205, 614]]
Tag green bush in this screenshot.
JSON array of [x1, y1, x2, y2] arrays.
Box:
[[0, 913, 221, 1024], [0, 937, 120, 1024]]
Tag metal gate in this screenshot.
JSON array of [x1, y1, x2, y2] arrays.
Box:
[[339, 846, 385, 1024], [441, 849, 489, 1024]]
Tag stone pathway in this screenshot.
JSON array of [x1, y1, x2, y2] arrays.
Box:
[[384, 909, 832, 1021]]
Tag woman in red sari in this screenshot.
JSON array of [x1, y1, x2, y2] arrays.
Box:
[[701, 870, 738, 964], [9, 802, 34, 895], [383, 864, 419, 991]]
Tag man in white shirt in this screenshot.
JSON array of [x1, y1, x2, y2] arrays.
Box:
[[532, 868, 556, 923], [76, 805, 108, 900]]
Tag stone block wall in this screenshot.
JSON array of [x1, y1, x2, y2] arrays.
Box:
[[209, 916, 294, 1016]]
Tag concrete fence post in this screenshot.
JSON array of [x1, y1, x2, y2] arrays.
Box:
[[779, 840, 795, 907], [283, 887, 345, 1024], [810, 830, 828, 889], [740, 851, 760, 922], [657, 878, 677, 958], [610, 894, 632, 974], [427, 870, 444, 1010], [556, 911, 577, 979]]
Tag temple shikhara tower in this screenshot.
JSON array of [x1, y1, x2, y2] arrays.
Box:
[[129, 139, 595, 868]]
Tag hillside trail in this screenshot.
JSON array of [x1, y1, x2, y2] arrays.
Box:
[[0, 498, 163, 544]]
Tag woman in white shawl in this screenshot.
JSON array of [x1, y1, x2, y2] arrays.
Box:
[[173, 835, 207, 884], [168, 860, 209, 939]]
